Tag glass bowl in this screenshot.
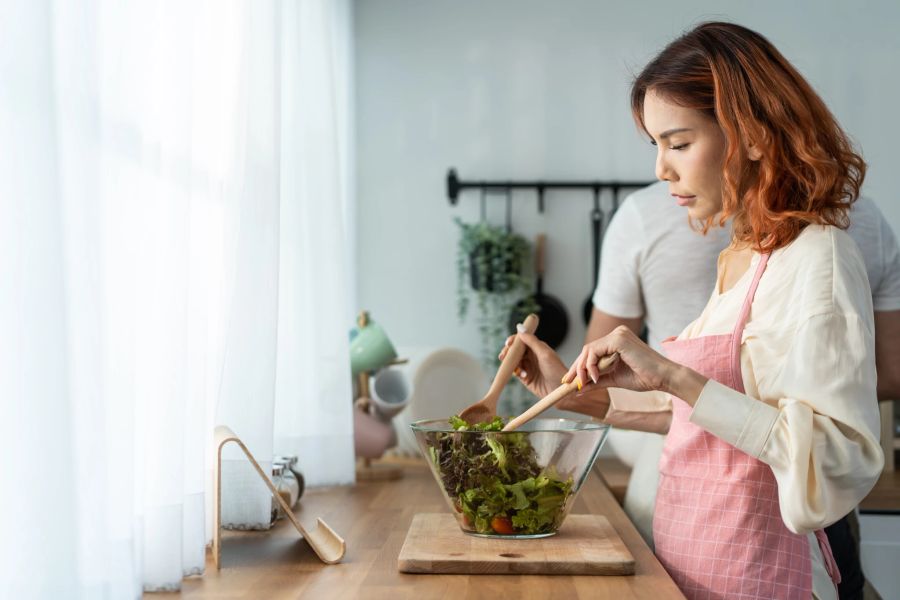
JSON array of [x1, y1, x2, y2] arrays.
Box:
[[410, 417, 610, 539]]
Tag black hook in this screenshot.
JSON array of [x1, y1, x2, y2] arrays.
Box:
[[447, 169, 461, 204]]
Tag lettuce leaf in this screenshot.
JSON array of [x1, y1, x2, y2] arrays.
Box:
[[427, 415, 574, 535]]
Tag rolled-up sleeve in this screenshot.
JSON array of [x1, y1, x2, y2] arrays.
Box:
[[689, 311, 884, 534]]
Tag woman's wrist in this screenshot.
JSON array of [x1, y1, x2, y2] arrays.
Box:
[[663, 363, 708, 406], [559, 385, 611, 420]]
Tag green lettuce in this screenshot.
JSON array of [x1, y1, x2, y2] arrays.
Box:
[[425, 415, 574, 535]]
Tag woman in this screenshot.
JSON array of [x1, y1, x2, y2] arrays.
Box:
[[503, 22, 883, 599]]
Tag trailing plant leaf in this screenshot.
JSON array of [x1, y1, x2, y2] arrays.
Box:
[[454, 218, 538, 372]]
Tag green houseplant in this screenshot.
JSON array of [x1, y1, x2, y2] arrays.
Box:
[[454, 218, 537, 389]]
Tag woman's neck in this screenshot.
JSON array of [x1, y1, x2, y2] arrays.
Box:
[[718, 243, 754, 294]]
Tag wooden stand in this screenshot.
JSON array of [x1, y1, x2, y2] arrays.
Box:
[[212, 425, 346, 568]]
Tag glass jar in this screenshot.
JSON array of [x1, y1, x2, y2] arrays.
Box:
[[271, 457, 301, 521], [271, 463, 286, 523]]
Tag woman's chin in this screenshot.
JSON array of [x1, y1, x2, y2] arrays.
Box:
[[687, 204, 717, 221]]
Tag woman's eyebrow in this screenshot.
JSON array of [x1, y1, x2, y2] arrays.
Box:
[[658, 127, 692, 139]]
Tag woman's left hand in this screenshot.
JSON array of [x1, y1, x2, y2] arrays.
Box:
[[564, 326, 708, 404]]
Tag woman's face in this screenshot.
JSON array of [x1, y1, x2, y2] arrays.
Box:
[[642, 90, 728, 220]]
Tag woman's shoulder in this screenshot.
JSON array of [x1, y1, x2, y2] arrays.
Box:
[[776, 224, 860, 267], [784, 222, 850, 247], [768, 224, 870, 317]]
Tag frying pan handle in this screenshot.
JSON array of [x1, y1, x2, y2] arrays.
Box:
[[535, 234, 546, 277], [591, 208, 603, 286]]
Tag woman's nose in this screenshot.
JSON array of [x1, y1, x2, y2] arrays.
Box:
[[655, 152, 676, 182]]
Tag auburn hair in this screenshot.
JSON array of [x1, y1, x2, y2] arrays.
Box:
[[631, 22, 865, 252]]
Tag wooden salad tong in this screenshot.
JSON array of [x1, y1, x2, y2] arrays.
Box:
[[458, 313, 539, 424]]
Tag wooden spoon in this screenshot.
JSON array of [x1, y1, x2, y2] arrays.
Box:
[[502, 352, 619, 431], [458, 313, 539, 424]]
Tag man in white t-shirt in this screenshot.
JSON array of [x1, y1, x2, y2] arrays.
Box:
[[586, 181, 900, 599]]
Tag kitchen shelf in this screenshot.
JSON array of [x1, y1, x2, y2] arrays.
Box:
[[445, 168, 655, 213]]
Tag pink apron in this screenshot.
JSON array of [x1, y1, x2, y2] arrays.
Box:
[[655, 252, 841, 599]]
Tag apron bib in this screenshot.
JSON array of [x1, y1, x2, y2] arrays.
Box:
[[654, 252, 840, 599]]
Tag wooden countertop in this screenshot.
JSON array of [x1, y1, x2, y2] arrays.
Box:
[[173, 461, 685, 599]]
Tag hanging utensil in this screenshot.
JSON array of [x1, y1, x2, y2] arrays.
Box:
[[458, 313, 539, 424], [581, 187, 604, 325], [504, 187, 512, 233], [502, 353, 619, 431], [479, 187, 487, 223]]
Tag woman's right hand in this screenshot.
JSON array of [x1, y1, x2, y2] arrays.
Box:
[[498, 331, 567, 399], [500, 332, 612, 418]]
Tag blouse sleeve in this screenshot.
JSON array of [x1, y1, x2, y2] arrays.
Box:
[[689, 310, 884, 534]]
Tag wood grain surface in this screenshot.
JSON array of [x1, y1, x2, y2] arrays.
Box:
[[398, 513, 634, 575], [162, 462, 685, 599]]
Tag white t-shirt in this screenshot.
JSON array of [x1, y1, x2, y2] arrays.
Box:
[[592, 182, 900, 347], [591, 181, 900, 551]]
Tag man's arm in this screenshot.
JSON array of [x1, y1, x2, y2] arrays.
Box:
[[585, 308, 643, 344], [875, 310, 900, 401]]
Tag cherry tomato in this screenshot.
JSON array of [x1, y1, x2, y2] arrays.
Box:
[[491, 516, 515, 535]]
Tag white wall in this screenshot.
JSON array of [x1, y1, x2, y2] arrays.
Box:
[[860, 513, 900, 597], [354, 0, 900, 364]]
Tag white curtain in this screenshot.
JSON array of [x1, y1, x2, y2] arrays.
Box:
[[0, 0, 355, 596]]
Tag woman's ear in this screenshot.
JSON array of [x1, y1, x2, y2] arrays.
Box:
[[747, 143, 763, 161]]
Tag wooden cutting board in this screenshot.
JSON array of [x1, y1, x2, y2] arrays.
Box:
[[397, 513, 635, 575]]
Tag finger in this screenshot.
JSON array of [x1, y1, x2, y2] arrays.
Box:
[[514, 331, 544, 351], [576, 351, 590, 388], [514, 366, 530, 384], [586, 348, 601, 384], [564, 347, 587, 384]]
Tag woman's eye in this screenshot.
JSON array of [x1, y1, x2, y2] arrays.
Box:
[[670, 143, 689, 150]]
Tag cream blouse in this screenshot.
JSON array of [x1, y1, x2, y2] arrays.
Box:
[[604, 224, 884, 536]]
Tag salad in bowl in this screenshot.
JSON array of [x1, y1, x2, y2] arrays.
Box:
[[411, 415, 609, 538]]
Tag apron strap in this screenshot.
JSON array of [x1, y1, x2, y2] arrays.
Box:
[[815, 528, 843, 592], [730, 252, 771, 393]]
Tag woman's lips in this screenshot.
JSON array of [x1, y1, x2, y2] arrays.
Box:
[[672, 194, 696, 207]]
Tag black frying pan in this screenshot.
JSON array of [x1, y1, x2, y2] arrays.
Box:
[[582, 188, 604, 325], [510, 234, 569, 349]]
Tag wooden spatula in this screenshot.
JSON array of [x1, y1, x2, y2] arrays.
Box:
[[458, 313, 539, 424], [502, 352, 619, 431]]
